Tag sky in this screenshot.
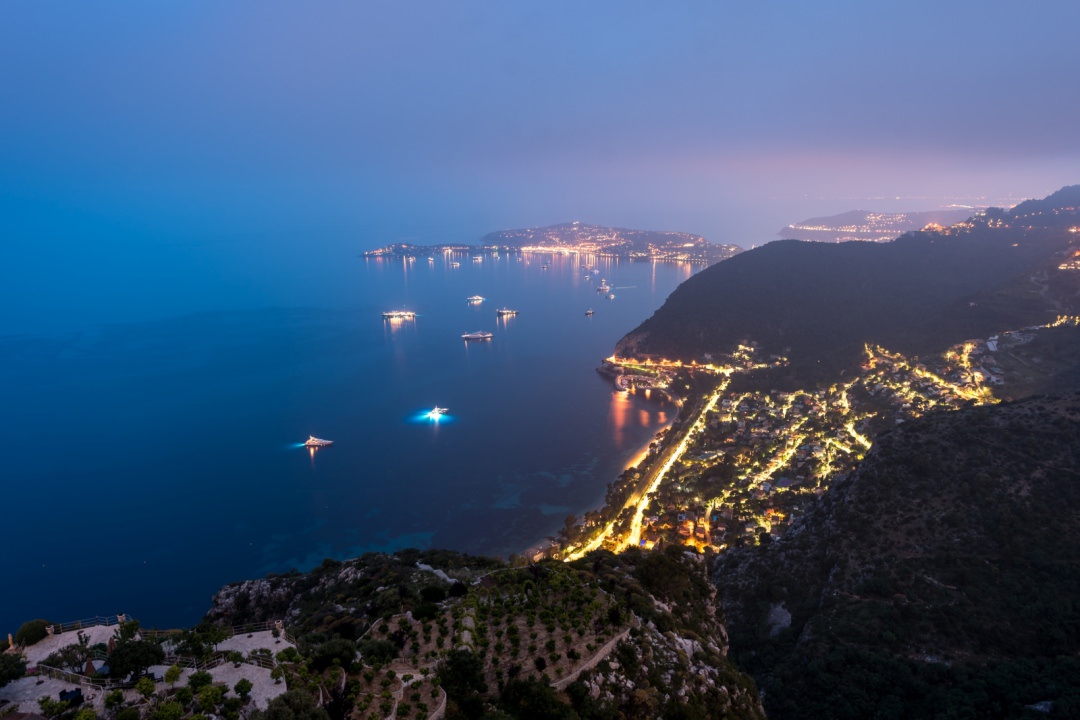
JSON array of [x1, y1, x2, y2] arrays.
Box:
[[2, 1, 1079, 329]]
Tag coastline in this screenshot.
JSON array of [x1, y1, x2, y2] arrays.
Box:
[[519, 388, 680, 563]]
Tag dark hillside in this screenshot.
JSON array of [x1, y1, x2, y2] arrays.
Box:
[[617, 187, 1080, 381], [715, 392, 1080, 719]]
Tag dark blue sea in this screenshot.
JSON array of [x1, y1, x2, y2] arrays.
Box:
[[0, 246, 695, 629]]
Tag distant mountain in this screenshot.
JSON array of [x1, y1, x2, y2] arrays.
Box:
[[617, 186, 1080, 382], [715, 391, 1080, 718], [779, 208, 977, 243]]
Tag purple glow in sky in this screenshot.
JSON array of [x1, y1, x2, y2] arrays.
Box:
[[2, 1, 1078, 328]]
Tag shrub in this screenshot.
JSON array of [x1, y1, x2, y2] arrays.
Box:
[[197, 684, 223, 712], [175, 687, 194, 706], [152, 702, 183, 720], [234, 679, 253, 699], [275, 647, 301, 663], [188, 671, 213, 691], [0, 654, 28, 688], [310, 638, 357, 672], [15, 620, 50, 647], [104, 690, 125, 710]]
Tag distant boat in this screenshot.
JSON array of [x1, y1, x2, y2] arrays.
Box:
[[451, 261, 461, 267], [462, 331, 493, 340], [427, 406, 448, 419], [466, 295, 485, 303], [607, 293, 615, 300], [598, 281, 611, 293], [496, 308, 518, 316], [585, 309, 595, 316], [304, 436, 333, 448], [382, 310, 416, 320], [541, 264, 549, 270]]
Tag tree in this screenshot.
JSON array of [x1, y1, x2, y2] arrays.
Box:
[[152, 702, 184, 720], [0, 653, 27, 688], [188, 671, 213, 691], [37, 697, 69, 719], [108, 638, 164, 680], [196, 684, 224, 713], [15, 619, 50, 647], [104, 690, 125, 710], [164, 664, 182, 687], [73, 708, 98, 720], [234, 678, 253, 700], [44, 643, 93, 674], [115, 620, 142, 642], [309, 638, 356, 672], [500, 677, 574, 720], [251, 689, 330, 720], [135, 676, 157, 701]]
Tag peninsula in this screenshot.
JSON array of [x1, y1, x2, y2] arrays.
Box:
[[363, 222, 743, 265]]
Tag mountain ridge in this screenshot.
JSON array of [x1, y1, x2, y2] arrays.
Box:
[[617, 187, 1080, 383]]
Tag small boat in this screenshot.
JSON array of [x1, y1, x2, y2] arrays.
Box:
[[462, 331, 493, 340], [541, 264, 549, 270], [585, 309, 594, 316], [466, 295, 485, 303], [304, 436, 333, 448], [496, 308, 518, 316], [451, 261, 461, 267], [427, 406, 448, 419], [382, 310, 416, 320]]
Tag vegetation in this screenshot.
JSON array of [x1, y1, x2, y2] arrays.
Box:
[[619, 187, 1080, 384], [200, 547, 765, 719], [716, 391, 1080, 719], [0, 653, 27, 688], [15, 619, 51, 647]]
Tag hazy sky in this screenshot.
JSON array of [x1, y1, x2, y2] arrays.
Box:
[[2, 2, 1079, 328]]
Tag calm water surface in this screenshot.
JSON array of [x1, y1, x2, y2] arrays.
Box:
[[0, 249, 695, 628]]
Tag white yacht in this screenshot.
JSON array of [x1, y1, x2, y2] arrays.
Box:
[[304, 436, 333, 448], [461, 331, 493, 340]]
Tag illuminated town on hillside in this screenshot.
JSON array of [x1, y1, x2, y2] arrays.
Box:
[[547, 314, 1080, 562]]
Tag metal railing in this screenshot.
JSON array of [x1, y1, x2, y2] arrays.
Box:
[[45, 615, 126, 635], [28, 618, 294, 688]]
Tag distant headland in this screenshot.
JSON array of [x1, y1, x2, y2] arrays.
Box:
[[363, 221, 743, 265], [779, 207, 979, 243]]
